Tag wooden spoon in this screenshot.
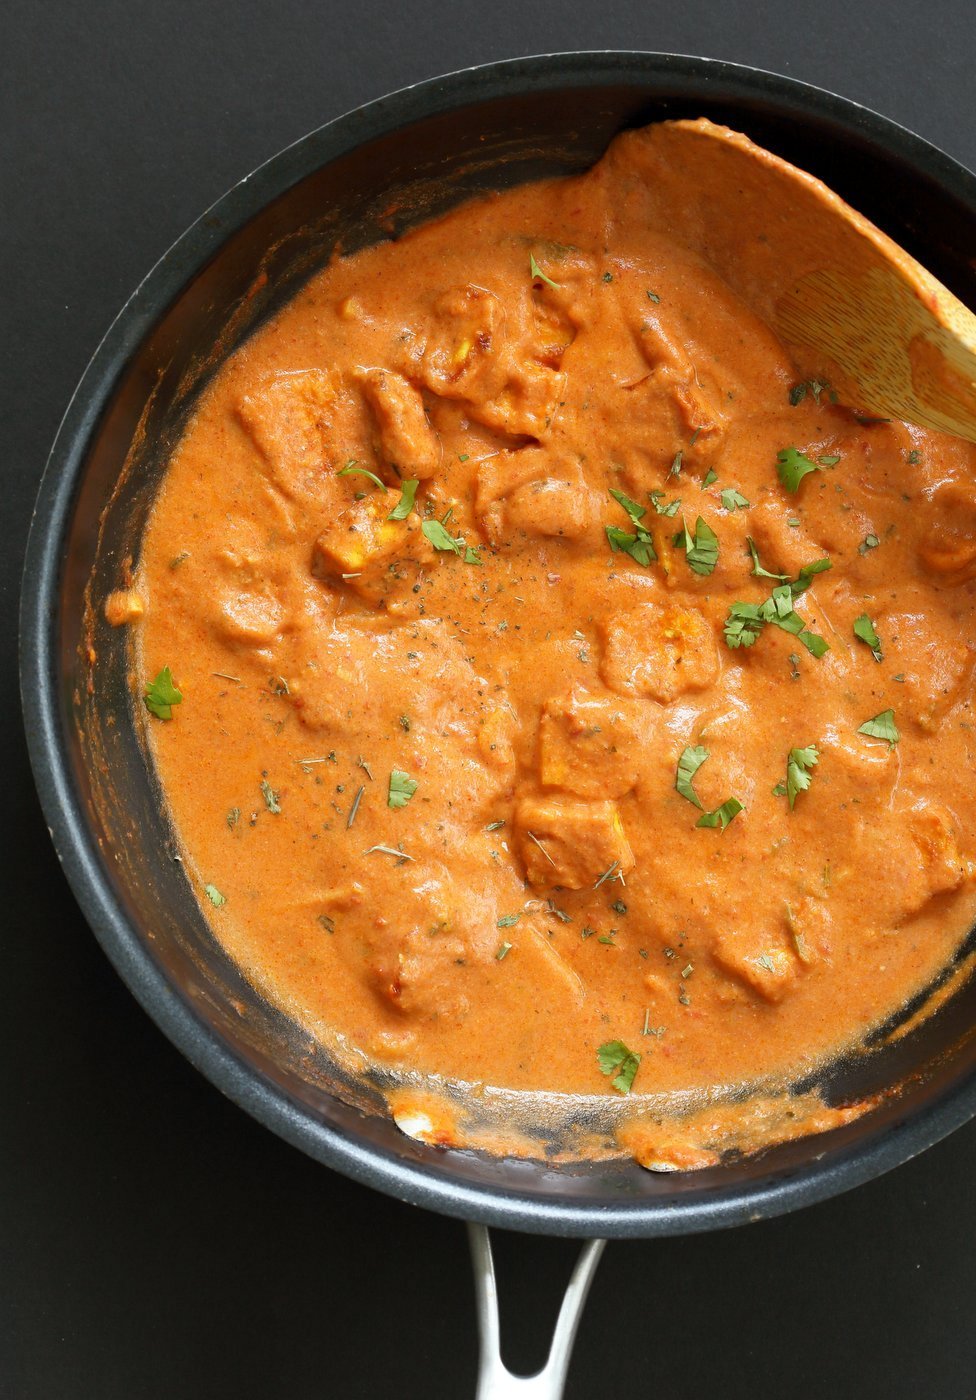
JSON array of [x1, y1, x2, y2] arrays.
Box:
[[631, 118, 976, 442]]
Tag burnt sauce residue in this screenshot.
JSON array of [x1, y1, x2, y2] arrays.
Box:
[[124, 121, 976, 1168]]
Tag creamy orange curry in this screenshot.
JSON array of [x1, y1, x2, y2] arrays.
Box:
[[123, 120, 976, 1165]]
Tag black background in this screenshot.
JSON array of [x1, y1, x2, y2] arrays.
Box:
[[5, 3, 976, 1397]]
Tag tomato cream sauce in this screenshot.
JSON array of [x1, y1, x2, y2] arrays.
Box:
[[133, 121, 976, 1161]]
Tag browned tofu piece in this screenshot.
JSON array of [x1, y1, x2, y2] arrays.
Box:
[[515, 795, 635, 890], [416, 283, 569, 439], [909, 803, 967, 899], [475, 448, 594, 546], [538, 691, 642, 799], [917, 481, 976, 585], [712, 933, 798, 1004], [877, 596, 974, 732], [238, 369, 363, 503], [357, 368, 441, 479], [599, 603, 718, 703], [312, 495, 412, 580], [853, 801, 969, 927]]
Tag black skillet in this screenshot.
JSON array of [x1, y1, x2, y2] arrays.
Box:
[[19, 51, 976, 1395]]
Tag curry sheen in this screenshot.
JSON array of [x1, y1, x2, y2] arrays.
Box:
[[137, 124, 976, 1129]]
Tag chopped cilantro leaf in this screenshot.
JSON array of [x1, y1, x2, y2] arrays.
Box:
[[648, 489, 681, 518], [858, 709, 900, 745], [696, 798, 744, 831], [205, 884, 226, 907], [702, 467, 718, 488], [676, 515, 719, 576], [387, 478, 419, 520], [529, 253, 561, 290], [422, 519, 463, 554], [606, 525, 656, 565], [497, 913, 521, 928], [724, 559, 831, 656], [144, 667, 183, 720], [720, 487, 750, 512], [853, 612, 883, 661], [675, 745, 709, 809], [783, 745, 819, 810], [260, 779, 281, 814], [746, 537, 789, 581], [777, 446, 823, 493], [337, 462, 387, 491], [606, 490, 656, 566], [597, 1040, 641, 1094], [791, 557, 832, 596], [788, 378, 836, 406], [609, 488, 647, 525], [858, 533, 880, 556], [388, 769, 418, 808], [724, 601, 766, 648], [646, 290, 661, 303]]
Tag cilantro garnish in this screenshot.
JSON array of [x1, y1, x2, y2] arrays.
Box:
[[853, 613, 883, 661], [746, 537, 789, 581], [720, 488, 750, 512], [422, 519, 461, 553], [387, 479, 419, 520], [205, 884, 226, 907], [337, 461, 387, 491], [702, 467, 718, 488], [260, 779, 281, 814], [858, 533, 880, 556], [648, 489, 681, 518], [777, 446, 824, 493], [696, 797, 744, 831], [496, 942, 513, 961], [724, 559, 831, 656], [773, 745, 819, 810], [529, 253, 561, 290], [675, 514, 719, 575], [388, 769, 418, 809], [791, 557, 832, 595], [858, 709, 900, 745], [788, 378, 836, 406], [421, 519, 481, 564], [606, 489, 656, 566], [497, 913, 521, 928], [675, 745, 709, 809], [597, 1040, 641, 1094], [724, 602, 767, 649], [144, 667, 183, 720], [609, 488, 646, 522]]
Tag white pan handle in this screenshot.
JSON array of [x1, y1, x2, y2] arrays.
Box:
[[467, 1223, 606, 1400]]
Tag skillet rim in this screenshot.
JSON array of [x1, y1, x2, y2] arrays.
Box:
[[19, 49, 976, 1238]]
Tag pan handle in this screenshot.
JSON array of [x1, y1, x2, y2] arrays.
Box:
[[467, 1223, 606, 1399]]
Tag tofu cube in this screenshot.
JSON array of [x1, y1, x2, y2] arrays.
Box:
[[515, 795, 635, 890], [538, 692, 641, 800]]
